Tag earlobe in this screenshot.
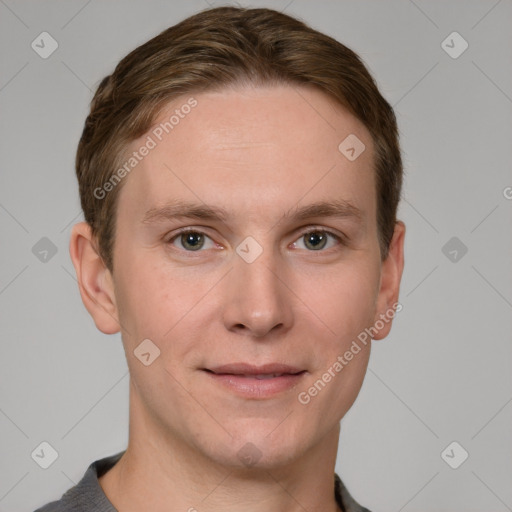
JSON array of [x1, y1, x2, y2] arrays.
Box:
[[372, 220, 406, 341], [69, 222, 121, 335]]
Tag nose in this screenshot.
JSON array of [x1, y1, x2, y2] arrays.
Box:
[[222, 244, 294, 339]]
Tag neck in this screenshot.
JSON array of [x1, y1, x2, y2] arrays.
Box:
[[99, 378, 342, 512]]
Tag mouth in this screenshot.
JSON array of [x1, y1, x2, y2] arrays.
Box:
[[202, 363, 307, 398]]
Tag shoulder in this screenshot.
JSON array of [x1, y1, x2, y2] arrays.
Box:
[[32, 451, 125, 512], [33, 501, 66, 512], [335, 473, 373, 512]]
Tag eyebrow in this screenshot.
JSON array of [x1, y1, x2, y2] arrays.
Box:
[[284, 199, 363, 223], [141, 198, 364, 225], [142, 200, 230, 224]]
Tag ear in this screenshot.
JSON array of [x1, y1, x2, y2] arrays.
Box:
[[69, 221, 121, 334], [372, 220, 406, 340]]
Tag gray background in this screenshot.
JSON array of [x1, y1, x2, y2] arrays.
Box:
[[1, 0, 511, 511]]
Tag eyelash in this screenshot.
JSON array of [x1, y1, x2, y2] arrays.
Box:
[[165, 227, 345, 253]]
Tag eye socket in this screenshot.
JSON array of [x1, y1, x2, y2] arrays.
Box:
[[166, 229, 217, 252], [291, 229, 344, 252], [165, 227, 344, 253]]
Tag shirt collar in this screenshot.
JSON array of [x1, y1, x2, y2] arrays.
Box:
[[61, 451, 370, 512]]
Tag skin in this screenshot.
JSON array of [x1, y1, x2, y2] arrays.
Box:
[[70, 84, 405, 512]]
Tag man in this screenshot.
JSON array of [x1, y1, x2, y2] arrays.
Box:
[[35, 5, 405, 511]]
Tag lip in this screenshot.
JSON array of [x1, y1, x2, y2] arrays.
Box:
[[203, 363, 307, 399]]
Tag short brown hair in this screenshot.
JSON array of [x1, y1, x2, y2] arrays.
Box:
[[76, 6, 402, 271]]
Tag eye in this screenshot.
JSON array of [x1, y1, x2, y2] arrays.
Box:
[[166, 229, 217, 252], [291, 229, 343, 251]]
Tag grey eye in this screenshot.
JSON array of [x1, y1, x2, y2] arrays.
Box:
[[180, 232, 205, 251], [293, 230, 341, 251], [303, 231, 328, 250]]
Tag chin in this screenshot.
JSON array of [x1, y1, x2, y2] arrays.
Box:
[[205, 422, 310, 470]]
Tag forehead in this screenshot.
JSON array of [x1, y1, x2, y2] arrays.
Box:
[[116, 84, 376, 226]]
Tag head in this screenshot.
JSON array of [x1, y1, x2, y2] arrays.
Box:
[[70, 6, 405, 470]]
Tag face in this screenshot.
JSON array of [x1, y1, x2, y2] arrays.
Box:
[[95, 85, 402, 468]]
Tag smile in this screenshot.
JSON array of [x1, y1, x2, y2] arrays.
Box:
[[202, 363, 307, 399]]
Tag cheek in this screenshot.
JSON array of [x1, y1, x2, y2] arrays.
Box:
[[113, 252, 183, 344], [296, 266, 376, 421], [302, 261, 380, 351], [114, 248, 220, 363]]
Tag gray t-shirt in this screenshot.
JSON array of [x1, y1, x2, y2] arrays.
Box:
[[34, 451, 372, 512]]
